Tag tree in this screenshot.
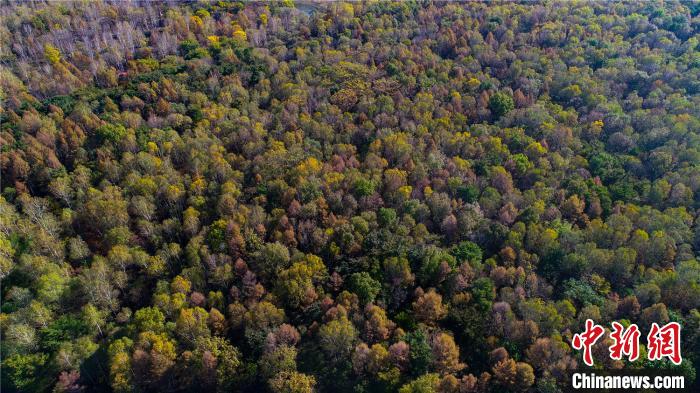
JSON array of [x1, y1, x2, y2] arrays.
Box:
[[44, 44, 61, 64], [3, 2, 700, 391], [451, 241, 483, 265], [417, 247, 456, 285], [404, 330, 433, 376], [269, 371, 316, 393], [253, 242, 291, 279], [318, 316, 358, 361], [525, 337, 576, 379], [189, 336, 241, 390], [364, 305, 395, 343], [132, 331, 177, 386], [398, 373, 440, 393], [489, 92, 514, 119], [276, 254, 327, 308], [260, 345, 297, 379], [2, 353, 50, 392], [349, 272, 381, 305], [176, 307, 211, 344], [95, 124, 127, 143], [515, 362, 535, 390], [244, 301, 285, 332], [412, 289, 447, 325], [108, 338, 133, 393], [430, 333, 464, 374]]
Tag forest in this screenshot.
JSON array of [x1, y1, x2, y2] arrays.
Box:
[[1, 1, 700, 392]]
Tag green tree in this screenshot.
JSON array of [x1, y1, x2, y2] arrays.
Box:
[[348, 272, 381, 304], [489, 92, 514, 119]]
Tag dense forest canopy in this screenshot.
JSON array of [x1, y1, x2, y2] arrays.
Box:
[[2, 1, 700, 392]]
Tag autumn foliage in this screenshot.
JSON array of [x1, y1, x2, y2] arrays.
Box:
[[1, 1, 700, 392]]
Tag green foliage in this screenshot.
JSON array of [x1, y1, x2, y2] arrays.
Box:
[[471, 277, 495, 311], [450, 241, 483, 265], [456, 184, 479, 203], [377, 207, 397, 227], [2, 353, 50, 392], [39, 315, 89, 351], [95, 123, 127, 143], [133, 306, 166, 333], [348, 272, 381, 304], [562, 279, 605, 307], [404, 330, 433, 376], [417, 246, 457, 285], [399, 373, 440, 393], [489, 92, 514, 119], [180, 39, 206, 59], [207, 219, 228, 253], [353, 178, 375, 197]]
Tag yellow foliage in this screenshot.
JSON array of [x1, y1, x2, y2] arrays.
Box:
[[232, 25, 247, 41], [221, 181, 241, 197], [543, 228, 558, 241], [341, 3, 354, 17], [270, 140, 286, 152], [369, 139, 382, 152], [452, 156, 471, 171], [109, 351, 131, 392], [450, 131, 472, 144], [541, 121, 555, 131], [171, 275, 191, 294], [328, 242, 340, 258], [296, 157, 322, 175], [190, 177, 207, 194], [467, 77, 481, 89], [207, 35, 220, 46], [590, 274, 611, 295], [324, 172, 345, 185], [44, 44, 61, 65], [526, 141, 547, 156], [632, 229, 649, 241], [203, 104, 226, 121], [138, 331, 176, 360], [134, 177, 157, 195], [166, 185, 183, 201], [385, 168, 406, 180], [146, 255, 166, 276], [190, 15, 203, 28], [398, 185, 413, 199]]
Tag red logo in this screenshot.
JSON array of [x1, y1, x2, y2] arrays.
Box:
[[572, 321, 681, 366], [647, 322, 682, 365], [609, 322, 640, 362], [572, 319, 605, 366]]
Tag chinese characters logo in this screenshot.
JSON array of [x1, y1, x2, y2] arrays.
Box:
[[572, 319, 681, 366]]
